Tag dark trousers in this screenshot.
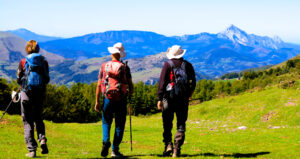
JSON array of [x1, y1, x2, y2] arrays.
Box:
[[102, 97, 127, 151], [20, 91, 46, 152], [162, 97, 189, 148]]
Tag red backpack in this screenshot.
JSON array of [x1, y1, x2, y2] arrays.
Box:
[[100, 60, 128, 101]]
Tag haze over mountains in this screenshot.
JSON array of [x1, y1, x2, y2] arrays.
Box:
[[1, 25, 299, 84]]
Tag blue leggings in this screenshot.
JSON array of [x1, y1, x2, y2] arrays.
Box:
[[102, 97, 127, 151]]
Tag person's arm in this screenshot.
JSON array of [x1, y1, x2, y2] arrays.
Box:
[[94, 78, 102, 112], [95, 66, 103, 112], [128, 78, 134, 95], [157, 62, 169, 110], [43, 60, 50, 84], [188, 62, 196, 98], [17, 60, 24, 86], [126, 65, 134, 95]]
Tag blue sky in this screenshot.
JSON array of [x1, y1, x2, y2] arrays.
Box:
[[0, 0, 300, 43]]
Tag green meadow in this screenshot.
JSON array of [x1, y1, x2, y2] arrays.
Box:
[[0, 85, 299, 158]]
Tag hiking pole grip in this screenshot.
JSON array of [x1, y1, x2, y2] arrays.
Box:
[[0, 88, 21, 121]]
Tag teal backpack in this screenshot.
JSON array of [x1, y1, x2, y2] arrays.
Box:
[[22, 53, 45, 91]]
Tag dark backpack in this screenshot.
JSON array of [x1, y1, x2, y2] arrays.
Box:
[[167, 60, 189, 99], [22, 53, 45, 91]]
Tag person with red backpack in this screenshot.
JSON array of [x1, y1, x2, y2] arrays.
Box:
[[16, 40, 50, 158], [94, 42, 133, 158], [157, 45, 196, 157]]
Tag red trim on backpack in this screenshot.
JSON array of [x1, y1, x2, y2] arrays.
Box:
[[170, 70, 174, 87], [21, 58, 26, 69]]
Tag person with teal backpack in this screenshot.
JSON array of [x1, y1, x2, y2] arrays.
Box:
[[17, 40, 50, 158]]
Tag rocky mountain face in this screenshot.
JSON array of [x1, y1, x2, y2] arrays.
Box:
[[217, 25, 284, 49]]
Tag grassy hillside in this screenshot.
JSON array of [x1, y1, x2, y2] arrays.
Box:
[[271, 54, 300, 69], [0, 83, 299, 158]]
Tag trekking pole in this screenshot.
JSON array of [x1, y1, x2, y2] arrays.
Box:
[[0, 100, 14, 121], [128, 97, 133, 151], [0, 88, 20, 122]]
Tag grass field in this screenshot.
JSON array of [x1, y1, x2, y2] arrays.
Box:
[[0, 85, 299, 158]]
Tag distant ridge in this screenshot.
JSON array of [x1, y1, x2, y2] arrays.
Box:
[[8, 28, 62, 42]]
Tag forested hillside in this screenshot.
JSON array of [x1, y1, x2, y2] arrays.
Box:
[[0, 56, 299, 122]]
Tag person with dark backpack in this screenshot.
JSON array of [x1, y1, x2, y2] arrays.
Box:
[[94, 42, 134, 158], [17, 40, 50, 158], [157, 45, 196, 157]]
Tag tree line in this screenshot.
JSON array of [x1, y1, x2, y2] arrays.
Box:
[[1, 58, 299, 122]]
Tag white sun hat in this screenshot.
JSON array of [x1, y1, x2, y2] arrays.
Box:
[[108, 42, 126, 58], [166, 45, 186, 59]]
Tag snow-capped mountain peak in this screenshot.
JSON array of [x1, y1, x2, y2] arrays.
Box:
[[218, 24, 283, 49]]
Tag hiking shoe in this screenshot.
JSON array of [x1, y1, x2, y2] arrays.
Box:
[[101, 142, 111, 157], [172, 148, 181, 158], [111, 150, 124, 158], [163, 142, 173, 156], [40, 139, 48, 154], [25, 151, 36, 158]]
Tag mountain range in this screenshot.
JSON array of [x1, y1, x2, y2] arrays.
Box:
[[8, 28, 62, 42], [1, 25, 300, 84]]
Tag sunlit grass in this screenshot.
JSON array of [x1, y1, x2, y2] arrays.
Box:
[[0, 85, 299, 158]]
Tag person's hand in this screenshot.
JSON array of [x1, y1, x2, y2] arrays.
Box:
[[157, 101, 163, 111], [95, 102, 101, 112]]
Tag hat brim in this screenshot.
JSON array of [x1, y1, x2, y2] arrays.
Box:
[[108, 47, 126, 58], [166, 49, 186, 59]]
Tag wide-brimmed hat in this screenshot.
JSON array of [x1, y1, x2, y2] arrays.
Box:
[[166, 45, 186, 59], [108, 42, 126, 58]]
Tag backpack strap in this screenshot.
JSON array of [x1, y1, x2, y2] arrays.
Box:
[[167, 60, 176, 83], [167, 60, 175, 69], [181, 60, 186, 71]]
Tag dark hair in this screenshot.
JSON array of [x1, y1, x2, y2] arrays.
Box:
[[25, 40, 40, 54]]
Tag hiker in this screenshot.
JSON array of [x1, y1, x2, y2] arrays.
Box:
[[17, 40, 50, 158], [94, 42, 134, 158], [157, 45, 196, 157]]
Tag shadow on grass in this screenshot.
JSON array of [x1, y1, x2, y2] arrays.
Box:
[[80, 151, 270, 158], [141, 151, 270, 158], [199, 152, 271, 158], [79, 156, 139, 159]]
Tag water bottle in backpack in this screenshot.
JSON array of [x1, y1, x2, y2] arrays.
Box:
[[166, 60, 189, 99]]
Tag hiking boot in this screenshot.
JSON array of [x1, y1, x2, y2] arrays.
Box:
[[101, 142, 111, 157], [25, 151, 36, 158], [111, 150, 124, 158], [163, 142, 173, 156], [172, 148, 181, 158], [40, 139, 48, 154]]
